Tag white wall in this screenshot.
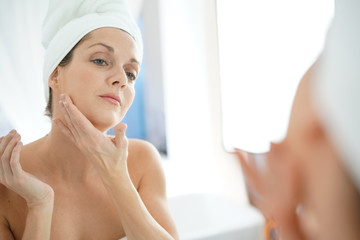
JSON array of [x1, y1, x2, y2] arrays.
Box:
[[143, 0, 249, 204], [0, 0, 50, 141], [217, 0, 334, 153]]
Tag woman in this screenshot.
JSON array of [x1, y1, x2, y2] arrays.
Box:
[[0, 0, 179, 239], [236, 0, 360, 239]]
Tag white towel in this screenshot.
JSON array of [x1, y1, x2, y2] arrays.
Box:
[[313, 0, 360, 189], [41, 0, 143, 101]]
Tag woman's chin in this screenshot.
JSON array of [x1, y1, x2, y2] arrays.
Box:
[[90, 117, 121, 133], [80, 108, 123, 132]]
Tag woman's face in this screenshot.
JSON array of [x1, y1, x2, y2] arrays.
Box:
[[54, 27, 141, 132]]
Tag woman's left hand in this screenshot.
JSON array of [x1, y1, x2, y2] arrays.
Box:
[[54, 94, 128, 178]]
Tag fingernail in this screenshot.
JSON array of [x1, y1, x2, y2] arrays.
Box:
[[9, 129, 16, 134]]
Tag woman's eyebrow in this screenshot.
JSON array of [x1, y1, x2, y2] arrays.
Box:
[[88, 42, 114, 53], [88, 42, 140, 65], [130, 58, 140, 66]]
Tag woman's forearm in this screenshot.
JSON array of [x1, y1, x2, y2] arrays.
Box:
[[102, 172, 174, 240], [22, 197, 54, 240]]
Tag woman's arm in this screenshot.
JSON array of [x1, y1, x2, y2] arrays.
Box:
[[0, 131, 54, 240], [0, 189, 54, 240], [102, 140, 179, 240], [56, 94, 179, 240], [22, 199, 54, 240]]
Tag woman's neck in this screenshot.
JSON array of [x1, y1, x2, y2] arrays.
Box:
[[37, 124, 98, 182]]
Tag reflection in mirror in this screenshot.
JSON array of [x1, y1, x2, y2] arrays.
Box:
[[0, 1, 167, 154], [0, 1, 177, 239]]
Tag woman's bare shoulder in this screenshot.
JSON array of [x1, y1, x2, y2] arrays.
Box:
[[127, 139, 163, 183], [127, 140, 168, 199], [22, 137, 44, 153], [0, 184, 10, 200], [19, 137, 46, 168], [128, 139, 161, 164]]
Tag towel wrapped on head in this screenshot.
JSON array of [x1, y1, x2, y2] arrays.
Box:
[[42, 0, 143, 102]]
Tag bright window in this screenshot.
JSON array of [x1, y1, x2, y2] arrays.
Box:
[[216, 0, 334, 153]]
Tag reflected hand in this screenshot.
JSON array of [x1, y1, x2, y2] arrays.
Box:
[[0, 130, 54, 207], [234, 150, 265, 208], [235, 144, 304, 240], [54, 94, 129, 178]]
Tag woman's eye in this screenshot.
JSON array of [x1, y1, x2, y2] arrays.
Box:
[[92, 59, 107, 66], [126, 72, 136, 81]]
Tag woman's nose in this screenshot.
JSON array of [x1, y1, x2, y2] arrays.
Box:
[[109, 68, 127, 88]]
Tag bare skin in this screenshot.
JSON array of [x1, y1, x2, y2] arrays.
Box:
[[0, 135, 175, 239], [0, 27, 179, 240], [0, 136, 168, 239]]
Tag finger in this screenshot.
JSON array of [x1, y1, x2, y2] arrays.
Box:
[[235, 149, 266, 196], [235, 149, 269, 210], [235, 149, 256, 184], [234, 149, 252, 180], [248, 153, 258, 170], [59, 97, 79, 139], [0, 130, 16, 154], [10, 141, 23, 176], [53, 118, 74, 140], [0, 132, 12, 181], [61, 94, 95, 138], [61, 94, 77, 126], [114, 123, 128, 147], [64, 94, 93, 131], [276, 207, 304, 240], [2, 133, 21, 177], [2, 133, 21, 160]]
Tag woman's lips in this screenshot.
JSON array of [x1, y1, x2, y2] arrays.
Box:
[[100, 94, 121, 106]]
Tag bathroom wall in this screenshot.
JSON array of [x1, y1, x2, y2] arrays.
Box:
[[142, 0, 249, 204]]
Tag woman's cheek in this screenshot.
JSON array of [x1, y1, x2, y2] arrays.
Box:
[[125, 87, 135, 106]]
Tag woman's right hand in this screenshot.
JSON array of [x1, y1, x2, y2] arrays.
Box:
[[235, 144, 304, 240], [0, 130, 54, 208]]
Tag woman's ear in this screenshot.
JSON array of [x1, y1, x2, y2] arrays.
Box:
[[48, 67, 60, 93]]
